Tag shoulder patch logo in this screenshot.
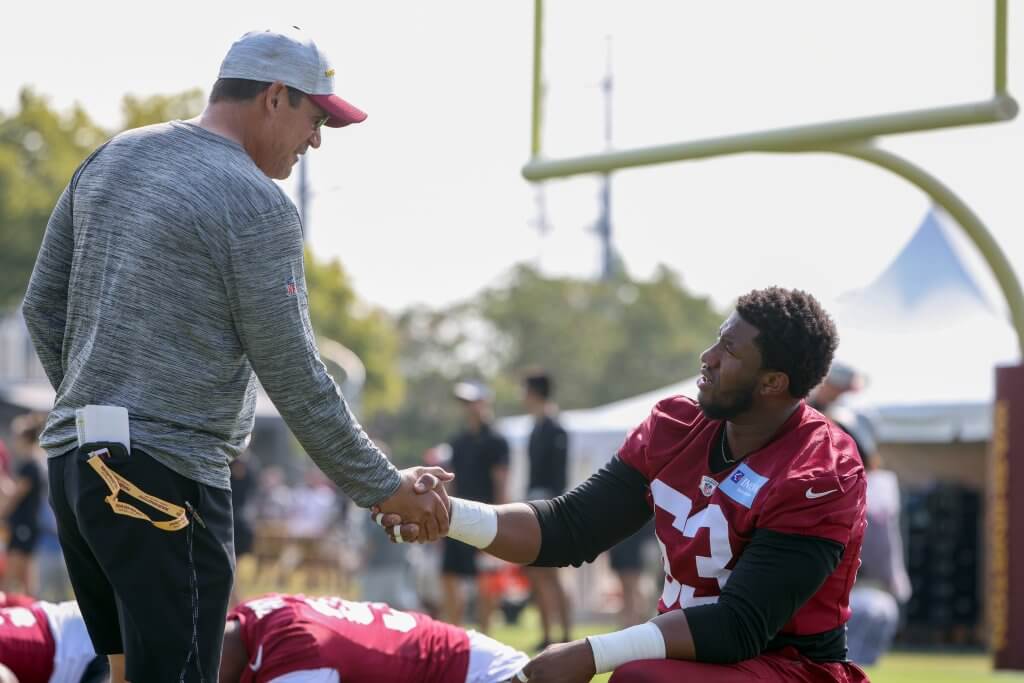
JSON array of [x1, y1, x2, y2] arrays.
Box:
[[718, 463, 769, 509], [325, 68, 336, 77], [699, 475, 719, 497], [286, 276, 298, 296]]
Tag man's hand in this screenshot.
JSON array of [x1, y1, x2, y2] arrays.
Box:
[[373, 466, 453, 543], [515, 639, 597, 683]]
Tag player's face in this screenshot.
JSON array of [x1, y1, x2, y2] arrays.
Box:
[[697, 311, 764, 420], [253, 85, 326, 180]]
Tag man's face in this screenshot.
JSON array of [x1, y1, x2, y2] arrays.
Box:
[[251, 85, 327, 180], [696, 311, 764, 420]]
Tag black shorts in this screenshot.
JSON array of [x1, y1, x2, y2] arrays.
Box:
[[609, 522, 653, 572], [6, 522, 39, 553], [442, 537, 478, 577], [48, 444, 234, 683]]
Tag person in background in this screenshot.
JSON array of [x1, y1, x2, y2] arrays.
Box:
[[845, 452, 911, 665], [440, 381, 509, 634], [807, 361, 877, 460], [607, 519, 656, 629], [521, 370, 572, 650], [1, 413, 47, 595], [809, 361, 910, 665]]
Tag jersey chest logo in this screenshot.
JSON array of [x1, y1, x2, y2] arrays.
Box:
[[699, 475, 719, 497], [718, 463, 769, 508]]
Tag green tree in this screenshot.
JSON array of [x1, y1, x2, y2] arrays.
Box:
[[120, 89, 205, 132], [373, 263, 722, 463], [0, 87, 204, 310], [303, 249, 404, 417], [0, 89, 107, 309]]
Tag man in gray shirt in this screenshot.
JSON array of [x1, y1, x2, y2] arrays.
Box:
[[22, 27, 449, 683]]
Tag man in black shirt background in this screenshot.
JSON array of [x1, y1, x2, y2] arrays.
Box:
[[522, 370, 572, 650], [440, 381, 510, 633], [1, 412, 46, 595]]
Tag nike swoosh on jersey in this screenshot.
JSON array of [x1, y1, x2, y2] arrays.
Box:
[[250, 644, 264, 671], [805, 487, 838, 499]]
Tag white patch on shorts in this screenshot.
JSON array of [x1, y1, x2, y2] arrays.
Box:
[[39, 600, 98, 683]]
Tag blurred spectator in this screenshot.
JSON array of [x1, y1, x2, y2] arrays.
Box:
[[229, 437, 259, 606], [349, 498, 420, 611], [287, 469, 339, 538], [441, 381, 509, 634], [255, 465, 294, 523], [521, 369, 572, 649], [608, 519, 656, 628], [1, 413, 47, 594], [808, 361, 877, 459], [846, 449, 912, 665], [0, 436, 11, 477], [809, 362, 910, 664]]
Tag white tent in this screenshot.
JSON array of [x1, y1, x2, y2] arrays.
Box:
[[834, 207, 1020, 443], [499, 207, 1021, 490]]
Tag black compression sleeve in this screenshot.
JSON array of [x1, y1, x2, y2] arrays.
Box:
[[685, 530, 844, 664], [528, 455, 653, 568]]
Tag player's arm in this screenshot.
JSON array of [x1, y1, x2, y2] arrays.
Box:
[[217, 208, 452, 538], [23, 146, 107, 392], [521, 529, 843, 680], [390, 455, 652, 566], [22, 184, 75, 392], [653, 530, 842, 663]]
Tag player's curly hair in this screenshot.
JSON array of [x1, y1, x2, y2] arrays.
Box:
[[735, 287, 838, 399]]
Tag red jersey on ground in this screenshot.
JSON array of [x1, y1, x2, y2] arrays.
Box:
[[0, 593, 38, 609], [231, 594, 471, 683], [619, 397, 866, 636], [0, 604, 55, 683]]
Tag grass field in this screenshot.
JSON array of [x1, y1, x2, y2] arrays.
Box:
[[488, 608, 1024, 683]]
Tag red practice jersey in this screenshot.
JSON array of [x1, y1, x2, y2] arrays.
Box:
[[231, 594, 471, 683], [0, 604, 55, 683], [619, 397, 866, 636]]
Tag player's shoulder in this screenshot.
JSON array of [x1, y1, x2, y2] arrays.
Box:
[[619, 394, 710, 476], [760, 403, 865, 500], [649, 394, 705, 426]]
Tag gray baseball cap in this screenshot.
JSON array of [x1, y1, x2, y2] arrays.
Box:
[[218, 26, 367, 128], [453, 381, 493, 403]]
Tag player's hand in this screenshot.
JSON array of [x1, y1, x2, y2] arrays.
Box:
[[373, 467, 453, 543], [515, 639, 596, 683]]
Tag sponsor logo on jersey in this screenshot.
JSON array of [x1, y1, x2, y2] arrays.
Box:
[[699, 475, 719, 497], [719, 462, 769, 508]]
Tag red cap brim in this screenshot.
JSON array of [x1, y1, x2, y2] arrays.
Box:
[[308, 93, 367, 128]]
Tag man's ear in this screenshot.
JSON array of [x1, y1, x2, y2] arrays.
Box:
[[264, 81, 288, 115], [759, 371, 790, 398]]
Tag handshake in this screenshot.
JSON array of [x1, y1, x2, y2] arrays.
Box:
[[371, 466, 456, 544]]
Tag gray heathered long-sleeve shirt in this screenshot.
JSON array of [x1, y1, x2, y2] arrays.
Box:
[[21, 120, 401, 504]]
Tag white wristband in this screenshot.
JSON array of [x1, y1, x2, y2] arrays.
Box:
[[447, 497, 498, 549], [586, 622, 666, 674]]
